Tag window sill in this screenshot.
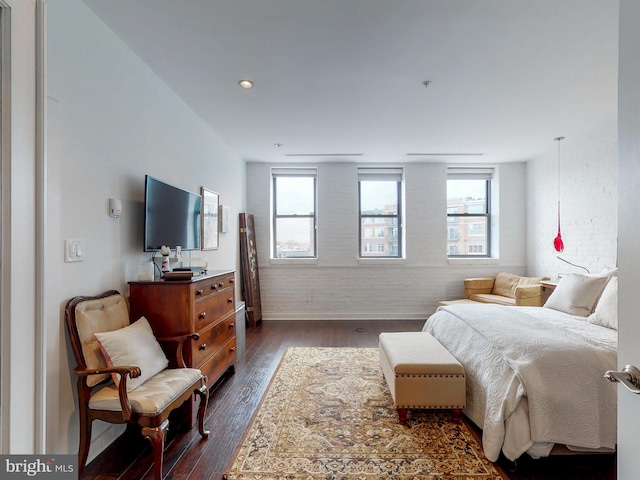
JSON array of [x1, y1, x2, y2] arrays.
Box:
[[270, 258, 318, 266]]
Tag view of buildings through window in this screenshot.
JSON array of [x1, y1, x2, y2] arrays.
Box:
[[358, 169, 402, 258], [447, 178, 490, 256], [272, 170, 317, 258]]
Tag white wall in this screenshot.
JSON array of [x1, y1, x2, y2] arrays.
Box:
[[247, 161, 527, 320], [45, 0, 245, 460], [526, 123, 618, 278], [1, 0, 38, 453]]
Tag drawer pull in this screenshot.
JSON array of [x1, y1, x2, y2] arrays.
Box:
[[199, 343, 207, 351], [229, 322, 235, 329], [227, 297, 233, 303], [229, 278, 234, 283], [196, 288, 204, 296], [230, 347, 235, 353], [218, 282, 224, 287], [199, 312, 207, 320]]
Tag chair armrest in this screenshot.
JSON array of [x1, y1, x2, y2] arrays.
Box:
[[515, 285, 544, 306], [74, 365, 141, 421], [74, 365, 142, 378], [157, 333, 200, 368], [464, 277, 495, 298]]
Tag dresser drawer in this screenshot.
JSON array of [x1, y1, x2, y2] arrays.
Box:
[[192, 313, 237, 367], [192, 273, 235, 303], [194, 290, 235, 329], [198, 336, 236, 387]]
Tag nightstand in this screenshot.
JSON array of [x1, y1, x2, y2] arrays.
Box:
[[540, 280, 558, 304]]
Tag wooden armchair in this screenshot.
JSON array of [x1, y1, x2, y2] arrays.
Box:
[[64, 290, 209, 479]]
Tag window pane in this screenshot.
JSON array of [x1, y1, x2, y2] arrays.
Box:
[[360, 217, 397, 257], [360, 181, 398, 214], [275, 217, 315, 258], [275, 176, 315, 215], [458, 217, 488, 255], [447, 179, 487, 212], [447, 178, 489, 257]]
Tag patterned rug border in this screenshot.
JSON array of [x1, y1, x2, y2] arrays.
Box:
[[223, 346, 507, 480]]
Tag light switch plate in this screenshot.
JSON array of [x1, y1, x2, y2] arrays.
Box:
[[65, 239, 85, 262]]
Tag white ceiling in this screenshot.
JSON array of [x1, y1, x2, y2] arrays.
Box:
[[83, 0, 618, 164]]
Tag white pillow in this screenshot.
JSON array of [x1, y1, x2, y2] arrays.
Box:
[[543, 273, 610, 317], [95, 316, 168, 391], [588, 276, 618, 329]]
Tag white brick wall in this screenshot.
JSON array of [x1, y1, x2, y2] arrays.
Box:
[[247, 161, 528, 320], [526, 123, 618, 279]]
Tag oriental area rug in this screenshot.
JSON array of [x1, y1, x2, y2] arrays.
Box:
[[224, 347, 505, 479]]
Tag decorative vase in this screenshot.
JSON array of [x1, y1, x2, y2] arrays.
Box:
[[161, 255, 171, 274]]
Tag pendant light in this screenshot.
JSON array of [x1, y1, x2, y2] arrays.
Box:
[[553, 136, 565, 252]]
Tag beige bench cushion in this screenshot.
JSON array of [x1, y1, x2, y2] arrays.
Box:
[[379, 332, 464, 375]]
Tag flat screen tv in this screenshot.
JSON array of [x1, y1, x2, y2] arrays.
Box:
[[144, 175, 202, 252]]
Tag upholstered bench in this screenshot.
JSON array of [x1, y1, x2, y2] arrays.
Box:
[[379, 332, 466, 425]]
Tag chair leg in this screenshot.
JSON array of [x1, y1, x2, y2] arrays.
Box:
[[142, 420, 169, 480], [77, 412, 93, 476], [194, 385, 210, 437]]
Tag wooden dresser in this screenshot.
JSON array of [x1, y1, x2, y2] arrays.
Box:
[[129, 270, 236, 421]]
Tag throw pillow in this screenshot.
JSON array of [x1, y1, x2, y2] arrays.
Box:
[[588, 276, 618, 329], [95, 316, 168, 391], [543, 273, 610, 317]]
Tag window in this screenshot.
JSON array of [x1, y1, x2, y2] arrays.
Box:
[[358, 167, 403, 258], [446, 167, 492, 257], [272, 168, 317, 258]]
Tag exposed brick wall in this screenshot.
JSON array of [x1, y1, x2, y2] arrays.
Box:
[[247, 161, 529, 320], [526, 123, 618, 279]]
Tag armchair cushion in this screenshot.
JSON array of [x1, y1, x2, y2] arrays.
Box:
[[469, 293, 515, 306], [492, 272, 548, 299], [75, 294, 130, 387], [89, 367, 203, 415], [95, 316, 168, 392], [492, 272, 521, 298]]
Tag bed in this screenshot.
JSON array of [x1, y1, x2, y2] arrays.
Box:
[[422, 272, 618, 462]]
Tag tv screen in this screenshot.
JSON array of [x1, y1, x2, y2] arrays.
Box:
[[144, 175, 202, 252]]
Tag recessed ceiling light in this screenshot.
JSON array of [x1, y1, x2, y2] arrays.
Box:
[[238, 79, 253, 89]]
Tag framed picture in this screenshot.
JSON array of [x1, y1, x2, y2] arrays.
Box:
[[201, 187, 219, 250]]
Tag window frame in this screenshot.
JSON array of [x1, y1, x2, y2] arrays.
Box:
[[357, 167, 403, 259], [271, 168, 318, 259], [446, 168, 492, 258]]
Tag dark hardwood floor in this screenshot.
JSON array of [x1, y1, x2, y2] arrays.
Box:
[[81, 319, 615, 480]]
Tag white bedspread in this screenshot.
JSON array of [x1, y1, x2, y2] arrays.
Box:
[[422, 304, 617, 462]]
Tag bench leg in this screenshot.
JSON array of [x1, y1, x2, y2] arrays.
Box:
[[452, 408, 462, 422], [397, 408, 408, 425]]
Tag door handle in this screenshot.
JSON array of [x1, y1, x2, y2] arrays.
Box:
[[604, 365, 640, 394]]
